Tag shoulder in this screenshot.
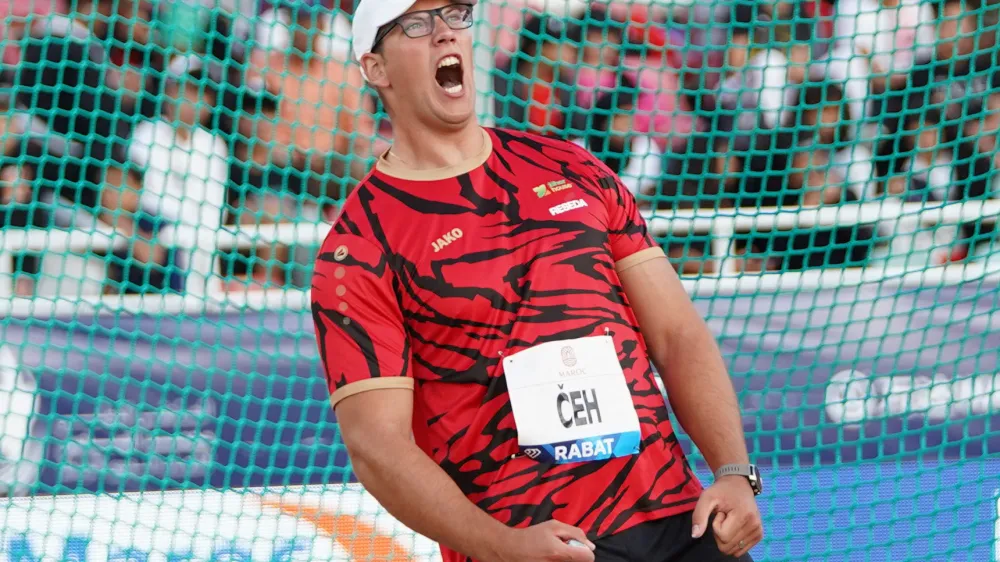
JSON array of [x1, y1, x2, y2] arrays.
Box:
[[488, 127, 604, 171], [314, 218, 395, 292], [488, 128, 626, 199], [320, 179, 384, 250]]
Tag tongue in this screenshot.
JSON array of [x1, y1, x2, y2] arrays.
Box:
[[436, 65, 462, 90]]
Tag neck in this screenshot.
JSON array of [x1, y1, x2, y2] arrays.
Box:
[[387, 121, 483, 171]]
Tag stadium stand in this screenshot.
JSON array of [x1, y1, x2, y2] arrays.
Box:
[[0, 0, 997, 560]]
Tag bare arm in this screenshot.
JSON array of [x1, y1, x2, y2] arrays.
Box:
[[618, 256, 749, 472], [335, 389, 512, 562]]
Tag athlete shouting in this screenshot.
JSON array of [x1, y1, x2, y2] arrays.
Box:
[[311, 2, 764, 560]]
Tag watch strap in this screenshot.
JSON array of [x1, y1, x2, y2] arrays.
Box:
[[714, 463, 763, 496], [714, 464, 754, 479]]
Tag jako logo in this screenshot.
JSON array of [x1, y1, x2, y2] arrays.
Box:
[[549, 199, 588, 216], [432, 228, 464, 253], [523, 448, 542, 459]]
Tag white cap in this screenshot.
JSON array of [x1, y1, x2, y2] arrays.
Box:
[[352, 0, 419, 69]]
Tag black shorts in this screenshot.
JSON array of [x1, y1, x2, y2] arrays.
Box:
[[593, 511, 754, 562]]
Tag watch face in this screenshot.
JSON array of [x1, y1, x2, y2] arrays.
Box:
[[749, 466, 763, 495]]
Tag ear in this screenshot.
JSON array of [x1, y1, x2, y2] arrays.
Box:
[[361, 53, 390, 89]]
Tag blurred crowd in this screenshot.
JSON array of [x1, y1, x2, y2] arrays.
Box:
[[0, 0, 997, 295], [492, 0, 1000, 275], [0, 0, 373, 295]]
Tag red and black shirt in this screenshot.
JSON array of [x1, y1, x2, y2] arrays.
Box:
[[311, 127, 702, 561]]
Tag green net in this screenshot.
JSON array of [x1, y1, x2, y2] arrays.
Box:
[[0, 0, 998, 560]]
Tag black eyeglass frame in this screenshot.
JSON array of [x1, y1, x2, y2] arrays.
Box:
[[371, 3, 475, 52]]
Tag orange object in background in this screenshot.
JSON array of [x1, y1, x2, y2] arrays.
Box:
[[527, 82, 564, 134]]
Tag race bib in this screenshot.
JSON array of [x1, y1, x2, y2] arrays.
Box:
[[502, 336, 641, 464]]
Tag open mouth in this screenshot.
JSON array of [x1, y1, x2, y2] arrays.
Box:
[[435, 55, 464, 95]]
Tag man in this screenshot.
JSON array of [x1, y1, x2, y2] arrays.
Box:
[[310, 2, 764, 561]]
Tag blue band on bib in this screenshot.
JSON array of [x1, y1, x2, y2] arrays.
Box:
[[520, 431, 641, 464]]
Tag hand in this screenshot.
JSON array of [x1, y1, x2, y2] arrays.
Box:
[[691, 475, 763, 559], [491, 520, 596, 562]]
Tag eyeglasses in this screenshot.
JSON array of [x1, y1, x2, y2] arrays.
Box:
[[371, 3, 475, 51]]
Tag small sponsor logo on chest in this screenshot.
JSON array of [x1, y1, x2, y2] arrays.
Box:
[[533, 179, 574, 198], [431, 227, 464, 253]]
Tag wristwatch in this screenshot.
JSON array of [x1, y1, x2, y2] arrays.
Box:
[[714, 464, 763, 496]]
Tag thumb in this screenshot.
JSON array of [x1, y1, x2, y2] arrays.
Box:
[[713, 511, 727, 536], [690, 492, 720, 538], [548, 521, 596, 551]]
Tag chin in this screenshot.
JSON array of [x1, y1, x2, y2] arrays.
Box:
[[440, 102, 476, 124], [427, 94, 476, 129]]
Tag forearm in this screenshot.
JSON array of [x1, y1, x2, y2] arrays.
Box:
[[349, 435, 511, 562], [655, 317, 749, 472]]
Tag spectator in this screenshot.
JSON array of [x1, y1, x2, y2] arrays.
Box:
[[656, 0, 761, 213], [832, 0, 936, 139], [108, 0, 160, 104], [0, 80, 15, 204], [127, 55, 228, 294], [0, 76, 52, 296], [880, 106, 957, 201], [871, 0, 1000, 262], [716, 15, 814, 138], [673, 1, 734, 108], [786, 82, 874, 201], [709, 6, 794, 154], [726, 125, 877, 272], [252, 0, 374, 201], [771, 154, 877, 271], [571, 75, 663, 200], [571, 5, 626, 110], [1, 0, 166, 294], [493, 9, 581, 136], [256, 0, 352, 60], [939, 92, 998, 263], [224, 90, 292, 290], [620, 44, 696, 154], [240, 0, 374, 288]]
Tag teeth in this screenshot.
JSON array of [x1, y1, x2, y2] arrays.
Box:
[[438, 55, 460, 68], [444, 84, 463, 94]]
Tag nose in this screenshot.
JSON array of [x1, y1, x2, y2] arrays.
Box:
[[432, 13, 458, 45]]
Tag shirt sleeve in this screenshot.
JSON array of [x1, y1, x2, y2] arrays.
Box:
[[572, 143, 665, 272], [311, 233, 413, 408]]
